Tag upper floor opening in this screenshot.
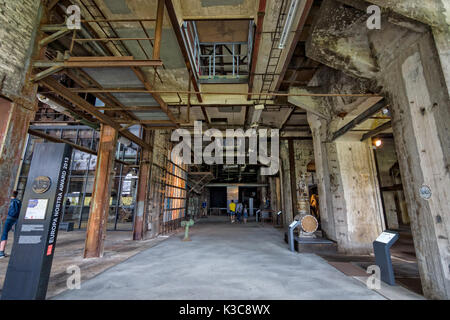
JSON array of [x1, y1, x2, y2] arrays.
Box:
[[182, 19, 254, 84]]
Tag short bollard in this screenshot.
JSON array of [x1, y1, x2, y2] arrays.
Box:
[[181, 219, 195, 241]]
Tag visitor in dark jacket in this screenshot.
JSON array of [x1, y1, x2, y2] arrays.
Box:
[[0, 191, 22, 258]]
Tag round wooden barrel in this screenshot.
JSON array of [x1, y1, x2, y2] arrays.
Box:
[[301, 215, 319, 233]]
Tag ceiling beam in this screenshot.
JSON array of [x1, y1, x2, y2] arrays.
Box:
[[39, 77, 152, 149], [114, 120, 175, 125], [360, 120, 392, 141], [165, 0, 203, 103], [70, 87, 382, 98], [332, 100, 387, 141], [247, 0, 267, 100], [33, 57, 163, 69], [274, 0, 314, 92]]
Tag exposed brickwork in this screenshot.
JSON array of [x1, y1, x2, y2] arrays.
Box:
[[0, 0, 41, 98], [0, 0, 41, 216]]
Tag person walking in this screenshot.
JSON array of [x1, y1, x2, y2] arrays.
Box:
[[229, 200, 236, 223], [0, 191, 22, 258]]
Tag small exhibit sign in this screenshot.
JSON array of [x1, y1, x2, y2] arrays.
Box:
[[25, 199, 48, 220], [376, 231, 397, 244]]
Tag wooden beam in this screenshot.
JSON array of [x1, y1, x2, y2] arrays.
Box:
[[97, 106, 163, 111], [165, 0, 203, 102], [48, 0, 60, 11], [153, 0, 164, 60], [33, 57, 163, 69], [39, 27, 71, 47], [39, 77, 152, 149], [28, 128, 131, 165], [332, 100, 386, 141], [115, 120, 175, 125], [280, 106, 296, 130], [28, 129, 96, 155], [69, 88, 382, 98], [133, 130, 153, 240], [247, 0, 266, 100], [274, 0, 314, 92], [360, 121, 392, 141], [84, 125, 118, 258]]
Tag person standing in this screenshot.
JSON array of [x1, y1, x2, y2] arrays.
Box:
[[201, 200, 207, 218], [236, 202, 243, 223], [243, 204, 249, 224], [229, 200, 236, 223], [0, 191, 22, 258]]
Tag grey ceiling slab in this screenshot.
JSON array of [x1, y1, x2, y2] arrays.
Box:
[[82, 68, 145, 89], [111, 93, 160, 106], [132, 111, 169, 120]]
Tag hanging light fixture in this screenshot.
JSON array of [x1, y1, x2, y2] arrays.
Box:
[[373, 138, 383, 148]]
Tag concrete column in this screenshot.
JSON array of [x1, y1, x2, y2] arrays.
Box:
[[308, 114, 336, 241], [372, 30, 450, 299], [84, 125, 118, 258], [334, 136, 385, 254], [308, 114, 385, 254], [133, 130, 154, 240], [288, 140, 298, 217], [279, 140, 294, 227]]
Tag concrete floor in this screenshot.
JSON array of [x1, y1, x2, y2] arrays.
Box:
[[55, 217, 386, 300], [0, 229, 170, 299]]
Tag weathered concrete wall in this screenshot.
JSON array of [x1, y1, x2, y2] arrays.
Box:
[[305, 0, 450, 298], [369, 24, 450, 299], [0, 0, 41, 98], [0, 0, 42, 216]]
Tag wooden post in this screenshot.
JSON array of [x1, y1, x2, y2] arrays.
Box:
[[84, 125, 118, 258], [153, 0, 164, 60], [133, 130, 154, 240]]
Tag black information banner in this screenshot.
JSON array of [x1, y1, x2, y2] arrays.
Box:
[[1, 143, 72, 300]]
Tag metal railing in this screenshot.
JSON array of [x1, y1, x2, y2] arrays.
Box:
[[182, 21, 254, 82]]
